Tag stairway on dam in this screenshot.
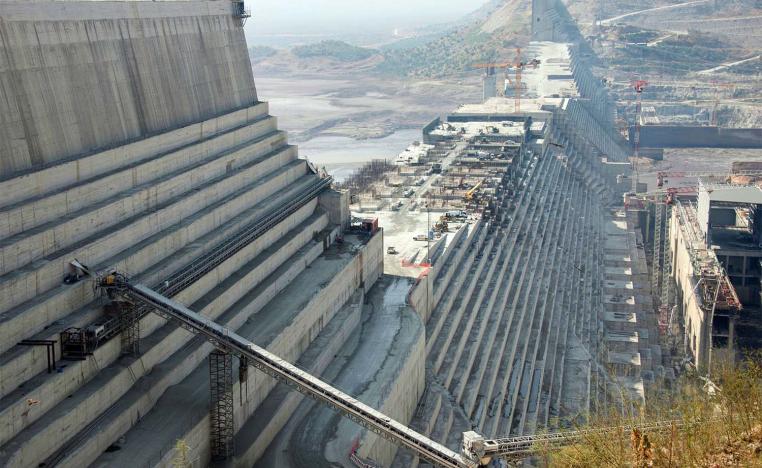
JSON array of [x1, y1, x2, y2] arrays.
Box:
[[394, 140, 608, 465]]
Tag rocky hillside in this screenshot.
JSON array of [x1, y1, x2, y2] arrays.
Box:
[[250, 0, 532, 79]]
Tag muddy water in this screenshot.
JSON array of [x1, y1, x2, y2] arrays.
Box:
[[255, 76, 423, 182], [298, 130, 420, 181]]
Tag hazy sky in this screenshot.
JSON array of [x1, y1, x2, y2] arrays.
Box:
[[245, 1, 489, 38]]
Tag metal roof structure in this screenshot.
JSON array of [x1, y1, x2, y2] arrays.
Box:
[[701, 184, 762, 205]]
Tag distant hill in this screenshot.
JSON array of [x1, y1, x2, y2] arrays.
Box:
[[292, 40, 377, 62], [249, 45, 278, 60], [250, 0, 533, 79], [376, 0, 531, 78]]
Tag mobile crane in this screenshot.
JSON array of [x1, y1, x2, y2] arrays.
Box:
[[464, 180, 484, 202], [96, 272, 684, 467]]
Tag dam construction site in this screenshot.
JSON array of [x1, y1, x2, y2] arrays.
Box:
[[0, 0, 761, 467]]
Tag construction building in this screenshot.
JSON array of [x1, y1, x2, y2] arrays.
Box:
[[661, 182, 762, 372]]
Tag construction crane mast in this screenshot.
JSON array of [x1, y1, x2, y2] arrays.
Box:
[[513, 47, 523, 112], [471, 48, 539, 111], [96, 272, 684, 467], [631, 79, 648, 193]]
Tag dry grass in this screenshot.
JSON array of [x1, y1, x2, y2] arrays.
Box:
[[537, 359, 762, 467]]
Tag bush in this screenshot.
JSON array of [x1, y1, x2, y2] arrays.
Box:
[[542, 360, 762, 467]]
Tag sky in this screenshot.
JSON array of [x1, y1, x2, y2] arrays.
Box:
[[245, 0, 490, 41]]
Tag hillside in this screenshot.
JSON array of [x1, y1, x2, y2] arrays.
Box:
[[376, 0, 530, 78], [292, 40, 376, 62], [547, 363, 762, 467], [250, 0, 531, 79]]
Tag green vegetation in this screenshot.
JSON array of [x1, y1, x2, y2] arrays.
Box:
[[541, 359, 762, 467], [376, 23, 527, 78], [604, 25, 752, 76], [249, 45, 277, 61], [291, 40, 377, 62], [616, 25, 661, 45], [377, 27, 513, 78]]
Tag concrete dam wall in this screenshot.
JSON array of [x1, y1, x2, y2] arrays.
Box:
[[0, 2, 403, 467], [0, 1, 257, 176]]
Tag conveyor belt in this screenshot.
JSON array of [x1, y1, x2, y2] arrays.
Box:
[[103, 274, 685, 467], [104, 276, 475, 468], [484, 419, 683, 459], [87, 176, 332, 347]]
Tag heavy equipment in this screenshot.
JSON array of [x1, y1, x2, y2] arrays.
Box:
[[465, 180, 484, 202]]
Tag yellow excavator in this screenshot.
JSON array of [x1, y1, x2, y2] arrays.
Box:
[[464, 180, 483, 202], [434, 216, 449, 233]]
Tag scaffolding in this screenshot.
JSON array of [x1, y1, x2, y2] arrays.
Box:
[[209, 350, 234, 460], [119, 304, 140, 356], [652, 202, 665, 302], [661, 206, 674, 306], [232, 1, 251, 25]]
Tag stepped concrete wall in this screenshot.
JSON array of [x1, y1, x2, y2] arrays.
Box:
[[231, 291, 365, 467], [532, 0, 561, 41], [358, 318, 425, 466], [0, 2, 378, 466], [0, 1, 257, 176]]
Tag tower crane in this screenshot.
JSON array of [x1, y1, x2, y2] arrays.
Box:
[[472, 49, 539, 111], [95, 271, 687, 467], [631, 79, 648, 193]]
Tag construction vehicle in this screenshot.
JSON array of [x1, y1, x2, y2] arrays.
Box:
[[95, 271, 686, 468], [434, 216, 449, 233], [464, 181, 484, 202], [446, 210, 467, 219]]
